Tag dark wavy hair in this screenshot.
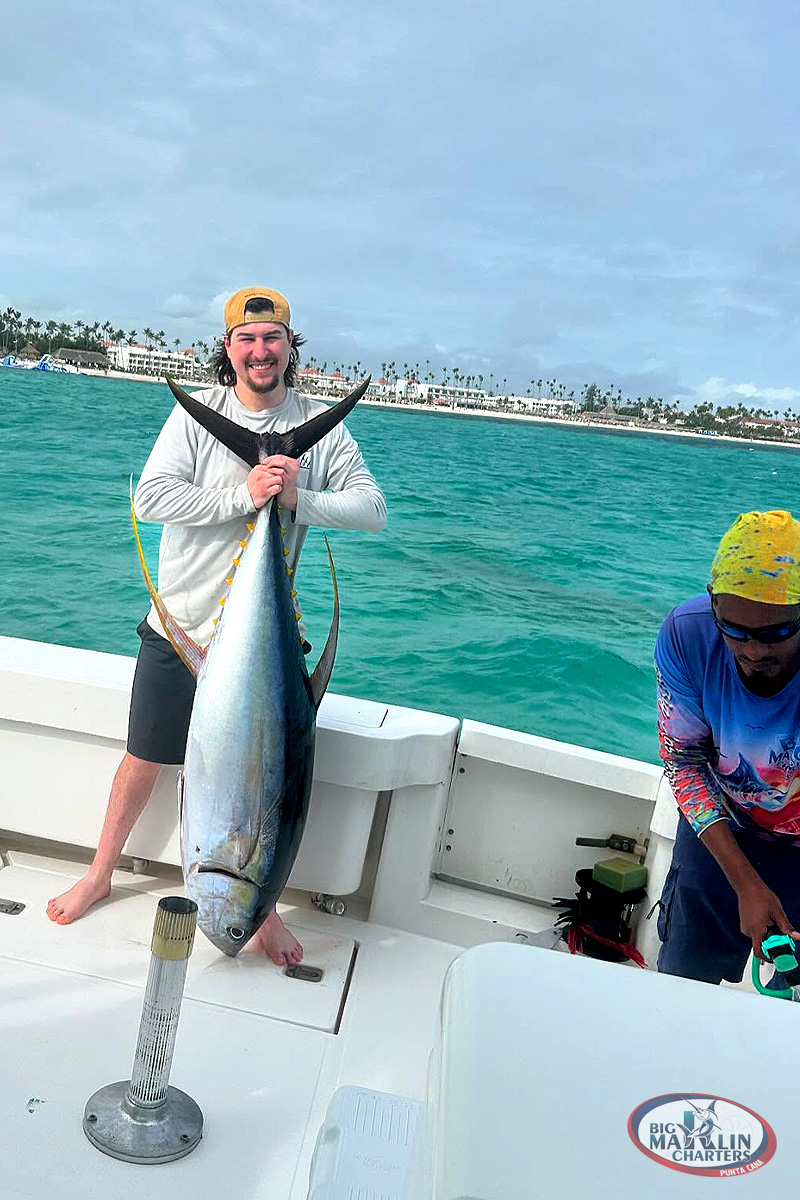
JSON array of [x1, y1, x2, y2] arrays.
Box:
[[210, 298, 307, 388]]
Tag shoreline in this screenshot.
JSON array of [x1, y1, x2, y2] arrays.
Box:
[[69, 367, 800, 453], [327, 396, 800, 453]]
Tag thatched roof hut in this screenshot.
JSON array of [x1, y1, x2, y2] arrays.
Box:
[[55, 348, 109, 369], [18, 343, 40, 360]]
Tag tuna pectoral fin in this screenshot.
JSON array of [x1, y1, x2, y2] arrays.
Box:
[[309, 537, 339, 709], [164, 373, 370, 466], [130, 480, 205, 678]]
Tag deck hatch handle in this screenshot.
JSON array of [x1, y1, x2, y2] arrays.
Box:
[[0, 898, 25, 915], [284, 964, 323, 983]]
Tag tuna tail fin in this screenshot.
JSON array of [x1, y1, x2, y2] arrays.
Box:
[[164, 374, 370, 465], [309, 536, 339, 709], [129, 478, 206, 677], [281, 377, 371, 459], [164, 376, 261, 466]]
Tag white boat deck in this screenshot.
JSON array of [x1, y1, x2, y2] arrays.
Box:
[[0, 850, 458, 1199], [6, 634, 798, 1196]]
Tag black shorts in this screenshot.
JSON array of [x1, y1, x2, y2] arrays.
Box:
[[126, 619, 197, 764], [126, 617, 313, 765]]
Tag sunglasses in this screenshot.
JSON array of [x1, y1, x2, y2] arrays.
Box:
[[713, 612, 800, 645]]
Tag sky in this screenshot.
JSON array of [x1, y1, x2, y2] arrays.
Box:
[[3, 0, 800, 408]]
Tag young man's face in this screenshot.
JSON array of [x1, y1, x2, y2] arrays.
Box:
[[710, 588, 800, 683], [224, 321, 292, 395]]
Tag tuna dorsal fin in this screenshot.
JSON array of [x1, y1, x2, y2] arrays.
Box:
[[309, 536, 339, 709], [164, 374, 370, 465], [129, 478, 206, 677]]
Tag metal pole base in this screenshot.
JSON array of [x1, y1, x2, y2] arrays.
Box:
[[83, 1081, 203, 1164]]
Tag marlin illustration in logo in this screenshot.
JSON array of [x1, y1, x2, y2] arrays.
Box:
[[676, 1099, 720, 1149]]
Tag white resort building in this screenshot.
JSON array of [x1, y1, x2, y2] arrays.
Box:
[[298, 369, 581, 416], [505, 395, 581, 417], [106, 342, 208, 381]]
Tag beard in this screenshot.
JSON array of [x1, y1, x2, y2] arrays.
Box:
[[244, 362, 281, 393]]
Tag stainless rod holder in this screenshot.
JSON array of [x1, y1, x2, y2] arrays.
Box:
[[83, 896, 203, 1163]]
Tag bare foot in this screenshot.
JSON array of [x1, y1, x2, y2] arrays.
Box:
[[247, 910, 304, 966], [46, 874, 111, 925]]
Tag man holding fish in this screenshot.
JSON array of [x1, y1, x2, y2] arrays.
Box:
[[47, 287, 386, 965]]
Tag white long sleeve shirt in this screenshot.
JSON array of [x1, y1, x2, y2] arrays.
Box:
[[134, 384, 386, 647]]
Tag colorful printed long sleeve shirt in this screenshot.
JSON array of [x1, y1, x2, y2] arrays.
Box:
[[655, 593, 800, 842]]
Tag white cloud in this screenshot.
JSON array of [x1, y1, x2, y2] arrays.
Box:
[[731, 382, 800, 403], [160, 294, 204, 319], [688, 376, 800, 408]]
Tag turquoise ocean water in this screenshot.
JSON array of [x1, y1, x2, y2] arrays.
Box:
[[2, 368, 799, 765]]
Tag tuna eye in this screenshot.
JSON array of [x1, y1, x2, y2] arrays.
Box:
[[227, 926, 245, 941]]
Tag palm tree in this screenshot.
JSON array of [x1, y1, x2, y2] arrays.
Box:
[[143, 328, 155, 350], [128, 330, 138, 345], [0, 308, 13, 352]]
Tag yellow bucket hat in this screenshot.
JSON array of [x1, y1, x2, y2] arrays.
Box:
[[710, 510, 800, 605], [224, 287, 291, 334]]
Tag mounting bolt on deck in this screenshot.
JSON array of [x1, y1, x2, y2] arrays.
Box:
[[83, 896, 203, 1164]]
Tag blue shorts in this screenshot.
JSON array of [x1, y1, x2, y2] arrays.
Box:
[[657, 815, 800, 984]]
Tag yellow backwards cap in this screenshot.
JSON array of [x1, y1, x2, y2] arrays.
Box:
[[710, 510, 800, 605], [224, 287, 291, 334]]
